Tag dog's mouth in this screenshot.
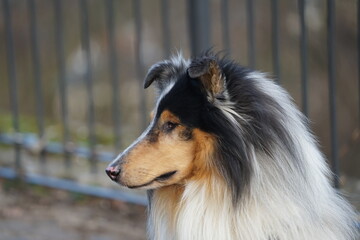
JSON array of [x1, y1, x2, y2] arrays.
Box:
[[127, 171, 177, 189], [154, 170, 177, 181]]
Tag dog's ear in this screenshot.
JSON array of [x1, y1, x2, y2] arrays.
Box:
[[144, 62, 172, 90], [188, 57, 226, 98], [144, 56, 189, 94]]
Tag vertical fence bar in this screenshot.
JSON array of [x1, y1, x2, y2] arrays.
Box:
[[105, 0, 121, 151], [54, 0, 71, 169], [80, 0, 97, 172], [28, 0, 46, 166], [327, 0, 339, 188], [221, 0, 230, 53], [161, 0, 171, 58], [246, 0, 255, 68], [133, 0, 147, 130], [299, 0, 308, 117], [358, 0, 360, 127], [271, 0, 280, 82], [3, 0, 21, 170], [187, 0, 211, 56]]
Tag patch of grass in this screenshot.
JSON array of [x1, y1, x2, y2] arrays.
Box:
[[0, 113, 38, 133], [30, 184, 49, 197], [1, 178, 25, 192], [69, 192, 91, 203]]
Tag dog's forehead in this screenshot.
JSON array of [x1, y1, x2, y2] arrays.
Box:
[[152, 75, 204, 127]]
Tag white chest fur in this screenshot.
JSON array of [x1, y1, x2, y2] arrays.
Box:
[[148, 176, 356, 240]]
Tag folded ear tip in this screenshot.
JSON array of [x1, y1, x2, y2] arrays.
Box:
[[144, 76, 155, 89], [188, 56, 218, 79], [187, 66, 202, 79], [143, 81, 150, 89]]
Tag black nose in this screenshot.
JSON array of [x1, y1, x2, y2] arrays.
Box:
[[105, 166, 121, 181]]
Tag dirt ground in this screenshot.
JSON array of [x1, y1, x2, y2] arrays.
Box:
[[0, 179, 147, 240]]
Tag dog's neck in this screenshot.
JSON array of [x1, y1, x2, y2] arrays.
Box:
[[147, 176, 244, 240], [147, 185, 183, 240]]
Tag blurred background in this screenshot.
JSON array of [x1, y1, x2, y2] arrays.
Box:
[[0, 0, 359, 239]]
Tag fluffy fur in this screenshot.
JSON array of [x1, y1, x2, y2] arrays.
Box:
[[107, 53, 358, 240]]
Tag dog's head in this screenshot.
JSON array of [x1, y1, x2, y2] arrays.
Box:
[[106, 54, 229, 189]]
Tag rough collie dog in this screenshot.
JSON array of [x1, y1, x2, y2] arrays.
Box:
[[106, 53, 358, 240]]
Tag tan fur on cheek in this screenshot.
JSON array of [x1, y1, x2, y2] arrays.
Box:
[[190, 129, 217, 180]]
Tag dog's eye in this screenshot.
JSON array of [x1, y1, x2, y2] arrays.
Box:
[[163, 121, 178, 132]]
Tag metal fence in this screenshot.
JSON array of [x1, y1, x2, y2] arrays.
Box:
[[0, 0, 359, 205]]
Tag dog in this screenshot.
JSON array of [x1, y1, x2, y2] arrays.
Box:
[[106, 53, 358, 240]]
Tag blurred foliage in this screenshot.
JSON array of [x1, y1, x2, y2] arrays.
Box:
[[0, 113, 38, 133], [0, 112, 114, 146]]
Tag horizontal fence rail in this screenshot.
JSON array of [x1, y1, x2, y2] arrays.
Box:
[[0, 166, 147, 205], [0, 0, 359, 207]]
